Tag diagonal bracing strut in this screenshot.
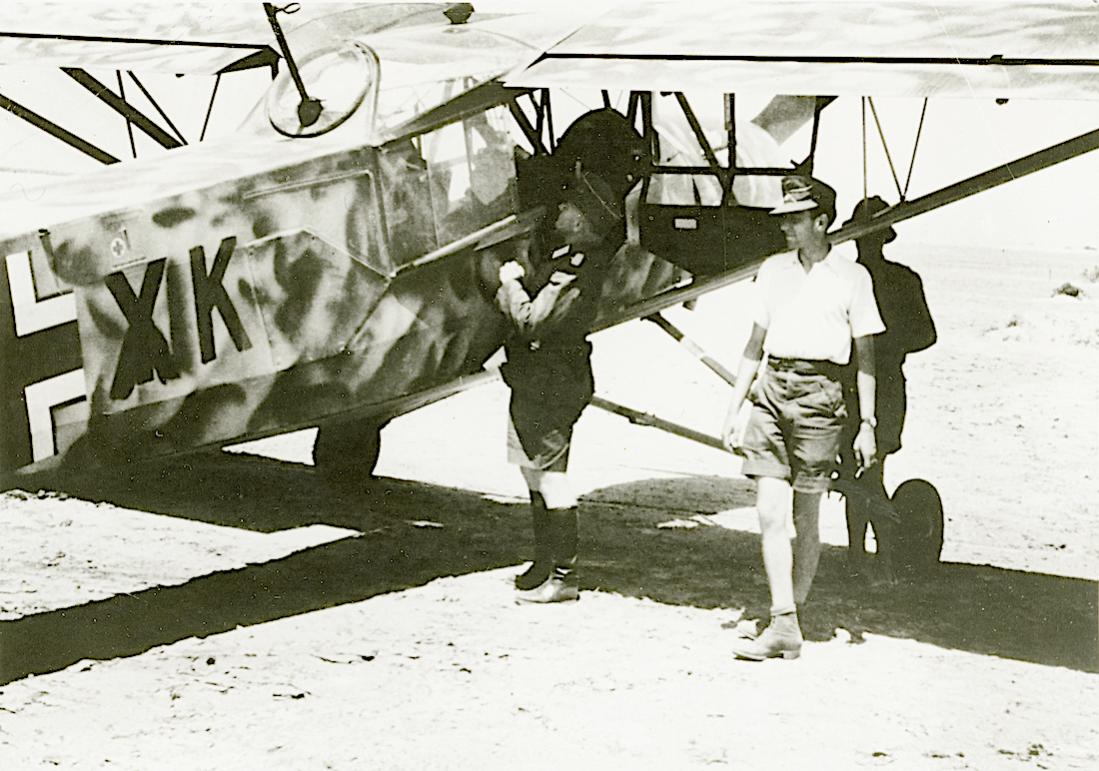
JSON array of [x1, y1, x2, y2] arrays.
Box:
[[62, 68, 182, 150], [643, 312, 736, 387], [589, 311, 736, 452]]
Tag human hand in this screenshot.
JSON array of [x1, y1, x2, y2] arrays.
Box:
[[721, 401, 752, 454], [498, 260, 525, 283], [853, 422, 877, 473]]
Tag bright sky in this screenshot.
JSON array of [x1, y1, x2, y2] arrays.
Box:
[[2, 0, 1099, 250]]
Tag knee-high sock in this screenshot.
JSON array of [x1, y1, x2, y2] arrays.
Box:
[[515, 491, 552, 590], [548, 506, 578, 579]]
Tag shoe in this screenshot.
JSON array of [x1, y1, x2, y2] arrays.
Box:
[[514, 560, 552, 591], [731, 613, 802, 660], [515, 573, 579, 603], [516, 507, 580, 603]]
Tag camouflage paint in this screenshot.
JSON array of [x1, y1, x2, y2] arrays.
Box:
[[0, 94, 681, 479]]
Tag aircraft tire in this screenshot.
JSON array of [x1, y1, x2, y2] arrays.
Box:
[[890, 478, 945, 577], [313, 419, 383, 493]]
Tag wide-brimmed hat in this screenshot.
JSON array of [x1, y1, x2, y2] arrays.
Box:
[[770, 174, 837, 217], [562, 169, 624, 237]]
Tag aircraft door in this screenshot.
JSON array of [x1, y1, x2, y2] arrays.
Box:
[[639, 176, 784, 277]]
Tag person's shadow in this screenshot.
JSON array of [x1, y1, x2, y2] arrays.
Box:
[[1, 457, 1094, 685], [583, 475, 1096, 672]]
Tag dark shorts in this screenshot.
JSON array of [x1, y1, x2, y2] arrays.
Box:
[[502, 342, 594, 473], [507, 414, 573, 472], [740, 359, 848, 493]]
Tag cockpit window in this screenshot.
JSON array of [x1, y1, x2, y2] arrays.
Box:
[[379, 106, 519, 266], [423, 107, 516, 245]]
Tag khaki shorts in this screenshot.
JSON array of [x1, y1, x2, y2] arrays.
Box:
[[740, 361, 847, 493]]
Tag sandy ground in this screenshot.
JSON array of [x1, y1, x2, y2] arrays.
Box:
[[0, 241, 1097, 769]]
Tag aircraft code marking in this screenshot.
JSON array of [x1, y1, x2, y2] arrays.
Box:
[[106, 258, 180, 401], [190, 236, 251, 364], [104, 236, 251, 401], [25, 368, 86, 462], [5, 250, 76, 337]]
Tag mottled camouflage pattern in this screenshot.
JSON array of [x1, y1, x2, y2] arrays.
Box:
[[0, 99, 680, 478]]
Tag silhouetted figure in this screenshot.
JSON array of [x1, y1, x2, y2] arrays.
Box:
[[840, 196, 937, 578]]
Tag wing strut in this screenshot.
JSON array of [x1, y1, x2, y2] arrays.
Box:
[[116, 71, 137, 159], [127, 72, 189, 146], [62, 68, 182, 150], [902, 99, 929, 201], [587, 313, 738, 453], [674, 92, 722, 175], [200, 74, 222, 142], [507, 95, 550, 155], [0, 91, 119, 165], [643, 313, 736, 387], [868, 97, 903, 200], [589, 397, 726, 452], [836, 123, 1099, 243]]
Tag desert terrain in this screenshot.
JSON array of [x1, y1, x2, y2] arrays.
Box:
[[0, 240, 1097, 769]]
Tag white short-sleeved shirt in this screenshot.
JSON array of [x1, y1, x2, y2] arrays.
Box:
[[752, 241, 885, 365]]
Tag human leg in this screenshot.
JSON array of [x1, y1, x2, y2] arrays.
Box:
[[845, 491, 871, 574], [792, 491, 823, 604], [509, 410, 577, 594], [861, 459, 897, 582], [516, 470, 579, 603], [783, 373, 845, 596], [731, 475, 803, 660], [756, 476, 796, 614], [514, 485, 551, 590]]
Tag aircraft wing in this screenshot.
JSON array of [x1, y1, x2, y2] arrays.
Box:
[[505, 0, 1099, 100], [0, 2, 361, 74]]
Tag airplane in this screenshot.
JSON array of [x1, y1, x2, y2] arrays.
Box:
[[2, 1, 1098, 575]]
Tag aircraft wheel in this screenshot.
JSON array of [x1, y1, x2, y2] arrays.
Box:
[[890, 478, 945, 576], [313, 419, 383, 493]]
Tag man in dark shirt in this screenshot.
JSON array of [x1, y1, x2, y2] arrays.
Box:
[[496, 170, 622, 603], [840, 196, 937, 577]]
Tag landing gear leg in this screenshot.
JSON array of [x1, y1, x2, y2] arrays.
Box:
[[313, 418, 385, 493]]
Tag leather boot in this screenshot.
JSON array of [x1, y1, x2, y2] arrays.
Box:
[[516, 506, 579, 603], [731, 611, 803, 660], [514, 492, 552, 590]]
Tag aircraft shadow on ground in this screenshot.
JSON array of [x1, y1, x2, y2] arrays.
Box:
[[1, 456, 1095, 684]]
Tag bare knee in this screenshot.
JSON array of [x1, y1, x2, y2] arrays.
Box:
[[756, 478, 791, 536], [536, 471, 577, 510]]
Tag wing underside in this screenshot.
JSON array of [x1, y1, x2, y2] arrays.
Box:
[[0, 2, 366, 74], [506, 0, 1099, 100]]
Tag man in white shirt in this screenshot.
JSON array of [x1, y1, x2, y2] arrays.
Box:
[[721, 175, 884, 660]]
